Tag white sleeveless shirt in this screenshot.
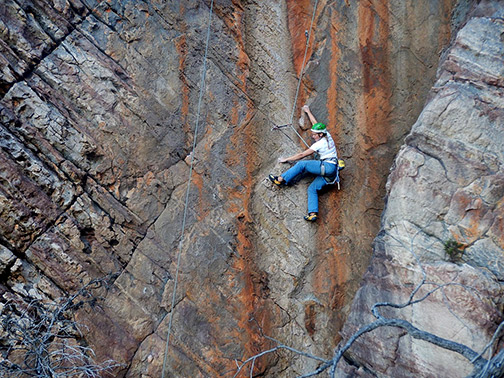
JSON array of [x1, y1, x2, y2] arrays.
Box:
[[310, 132, 337, 160]]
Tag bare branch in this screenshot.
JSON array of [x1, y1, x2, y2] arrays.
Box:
[[231, 222, 502, 378], [471, 320, 504, 366], [233, 346, 280, 378], [0, 274, 122, 378], [232, 340, 331, 378]]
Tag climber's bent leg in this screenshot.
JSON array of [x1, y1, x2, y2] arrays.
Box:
[[282, 161, 322, 185]]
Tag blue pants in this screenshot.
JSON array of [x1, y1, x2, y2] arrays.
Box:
[[281, 160, 337, 214]]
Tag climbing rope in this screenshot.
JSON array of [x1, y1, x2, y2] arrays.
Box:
[[161, 1, 214, 377], [161, 2, 319, 374], [284, 0, 320, 148]]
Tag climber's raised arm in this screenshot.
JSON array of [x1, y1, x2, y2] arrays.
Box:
[[302, 104, 318, 125]]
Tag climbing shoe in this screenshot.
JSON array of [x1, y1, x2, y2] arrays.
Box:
[[269, 174, 285, 186], [304, 213, 318, 222]]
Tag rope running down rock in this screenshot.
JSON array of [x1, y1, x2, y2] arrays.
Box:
[[161, 1, 214, 377], [286, 0, 320, 148]]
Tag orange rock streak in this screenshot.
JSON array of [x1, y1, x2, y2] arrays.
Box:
[[316, 6, 347, 343], [215, 0, 250, 91], [286, 0, 318, 126], [357, 0, 392, 149], [174, 34, 190, 137], [287, 0, 349, 346], [228, 106, 272, 376], [220, 6, 271, 373], [327, 14, 341, 131], [286, 0, 314, 74]]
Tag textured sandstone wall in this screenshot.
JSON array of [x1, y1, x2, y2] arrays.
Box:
[[0, 0, 480, 377], [282, 0, 457, 345], [340, 2, 504, 377]]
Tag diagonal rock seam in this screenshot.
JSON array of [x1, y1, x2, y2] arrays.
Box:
[[2, 0, 501, 377]]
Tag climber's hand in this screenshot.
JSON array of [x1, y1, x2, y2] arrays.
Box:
[[278, 157, 289, 163], [302, 105, 310, 112]]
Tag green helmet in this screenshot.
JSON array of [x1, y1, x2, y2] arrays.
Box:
[[311, 122, 327, 133]]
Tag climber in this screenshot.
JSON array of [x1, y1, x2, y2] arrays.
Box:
[[269, 105, 338, 222]]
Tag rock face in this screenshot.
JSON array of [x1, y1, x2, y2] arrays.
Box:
[[340, 2, 504, 377], [0, 0, 500, 377]]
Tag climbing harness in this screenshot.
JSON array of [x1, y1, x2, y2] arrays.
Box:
[[320, 157, 345, 190], [161, 1, 214, 377], [320, 160, 339, 187]]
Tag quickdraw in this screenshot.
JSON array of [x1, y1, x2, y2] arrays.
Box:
[[271, 123, 293, 131]]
